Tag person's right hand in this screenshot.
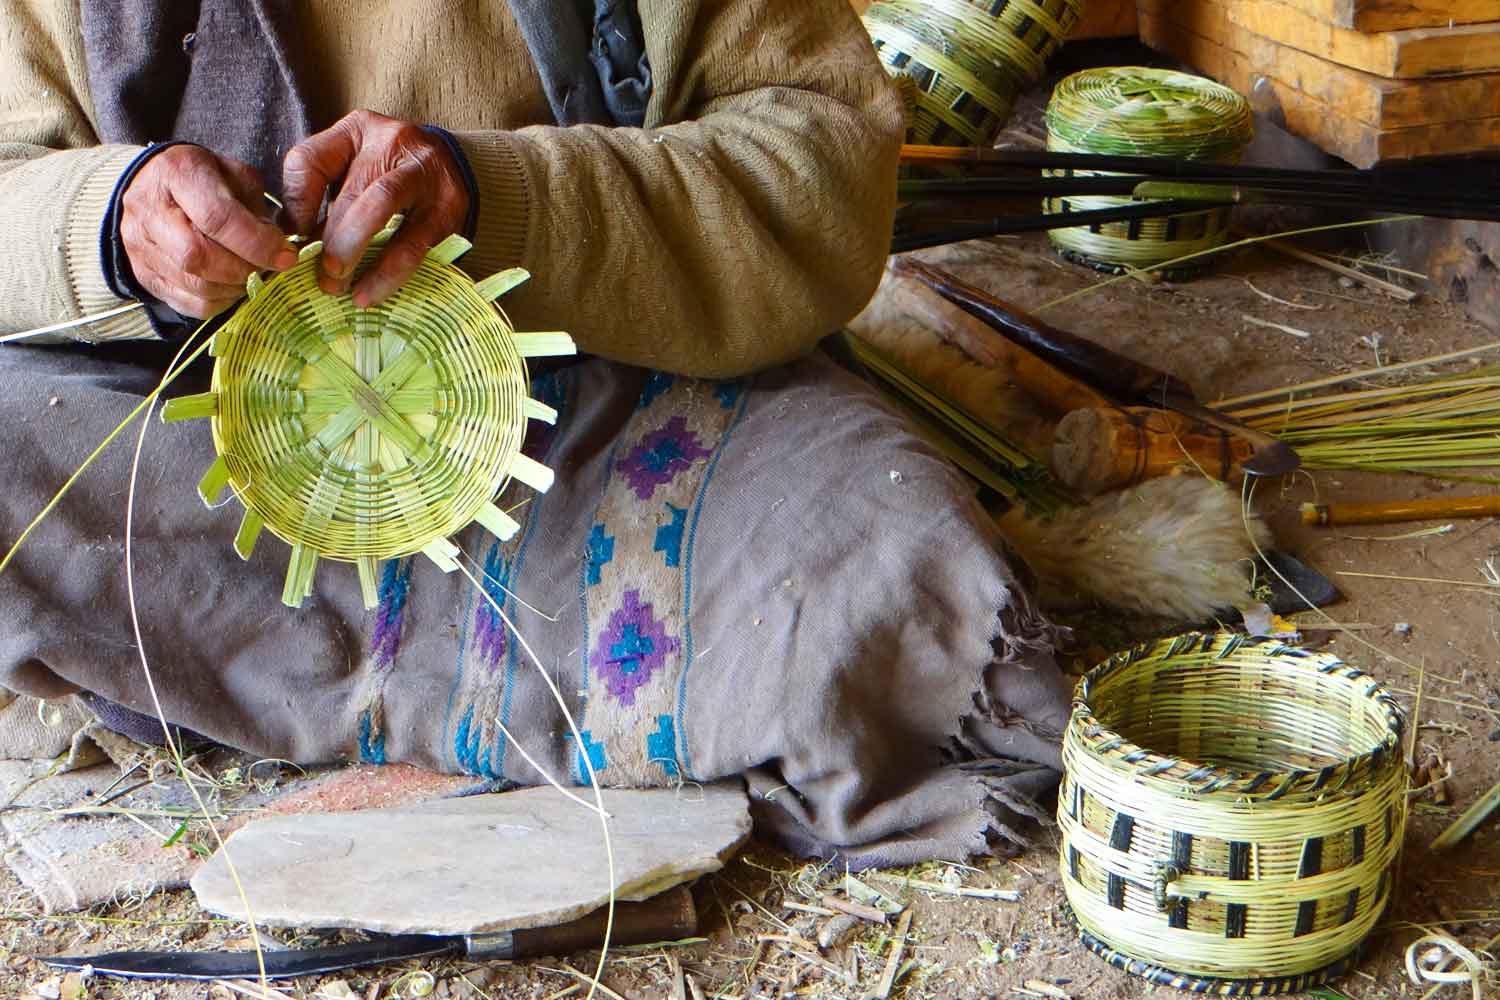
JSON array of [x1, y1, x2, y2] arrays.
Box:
[[120, 145, 298, 319]]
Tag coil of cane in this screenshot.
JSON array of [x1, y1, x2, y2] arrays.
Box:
[[1044, 67, 1254, 272], [1059, 632, 1407, 995]]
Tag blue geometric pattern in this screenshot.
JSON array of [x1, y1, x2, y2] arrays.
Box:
[[357, 710, 387, 765], [454, 705, 499, 778], [646, 714, 680, 778], [585, 523, 615, 587], [639, 371, 676, 410], [574, 729, 609, 785], [714, 381, 743, 410], [653, 504, 687, 568]]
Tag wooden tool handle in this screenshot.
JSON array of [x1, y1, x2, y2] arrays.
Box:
[[879, 267, 1112, 415], [1051, 406, 1255, 494], [506, 885, 698, 958], [1302, 495, 1500, 527], [891, 257, 1197, 406]]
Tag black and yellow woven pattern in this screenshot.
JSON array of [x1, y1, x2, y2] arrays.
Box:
[[864, 0, 1086, 147], [1059, 632, 1407, 992], [1044, 67, 1254, 272]]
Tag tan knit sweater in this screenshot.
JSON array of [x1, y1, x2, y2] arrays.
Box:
[[0, 0, 903, 377]]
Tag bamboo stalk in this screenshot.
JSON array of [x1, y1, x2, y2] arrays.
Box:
[[1215, 343, 1500, 410], [1258, 238, 1419, 302], [1431, 779, 1500, 851], [892, 199, 1209, 253], [1305, 497, 1500, 527]]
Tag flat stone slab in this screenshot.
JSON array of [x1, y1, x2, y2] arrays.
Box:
[[190, 782, 750, 935]]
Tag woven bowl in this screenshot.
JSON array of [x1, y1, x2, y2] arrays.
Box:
[[163, 225, 574, 609], [1044, 67, 1254, 272], [864, 0, 1086, 147], [1059, 632, 1407, 995]]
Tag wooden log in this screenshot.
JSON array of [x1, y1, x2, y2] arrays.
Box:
[[878, 266, 1113, 415], [1051, 406, 1255, 494], [1279, 0, 1500, 33], [1139, 10, 1500, 166], [1229, 0, 1500, 77]]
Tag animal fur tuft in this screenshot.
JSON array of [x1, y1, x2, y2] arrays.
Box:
[[997, 477, 1273, 621]]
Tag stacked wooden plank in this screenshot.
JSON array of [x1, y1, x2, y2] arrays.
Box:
[[1070, 0, 1138, 40], [1138, 0, 1500, 167]]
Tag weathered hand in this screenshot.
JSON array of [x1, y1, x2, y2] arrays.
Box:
[[121, 145, 296, 319], [281, 110, 471, 308]]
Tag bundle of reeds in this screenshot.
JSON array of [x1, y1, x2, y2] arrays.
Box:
[[839, 332, 1070, 512], [1217, 344, 1500, 481], [892, 143, 1500, 253]]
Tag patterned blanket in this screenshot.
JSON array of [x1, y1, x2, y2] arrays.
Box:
[[0, 343, 1069, 868]]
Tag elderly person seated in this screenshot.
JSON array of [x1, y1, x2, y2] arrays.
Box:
[[0, 0, 1068, 868]]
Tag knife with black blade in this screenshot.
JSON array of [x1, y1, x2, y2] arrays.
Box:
[[43, 885, 697, 981]]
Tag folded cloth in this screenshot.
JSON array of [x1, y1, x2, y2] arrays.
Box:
[[0, 343, 1070, 868]]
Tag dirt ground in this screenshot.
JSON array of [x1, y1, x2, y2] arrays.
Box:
[[4, 229, 1499, 999]]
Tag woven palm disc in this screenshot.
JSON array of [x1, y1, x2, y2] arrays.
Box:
[[164, 223, 575, 609]]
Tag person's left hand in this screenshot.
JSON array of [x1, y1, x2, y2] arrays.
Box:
[[281, 110, 471, 308]]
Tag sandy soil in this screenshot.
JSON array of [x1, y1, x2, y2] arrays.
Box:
[[4, 232, 1498, 1000]]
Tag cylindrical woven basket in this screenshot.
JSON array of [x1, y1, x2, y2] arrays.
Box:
[[1059, 632, 1407, 995], [864, 0, 1087, 147], [1044, 67, 1254, 273]]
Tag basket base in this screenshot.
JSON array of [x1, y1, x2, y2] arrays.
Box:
[[1064, 904, 1365, 997], [1055, 247, 1210, 282]]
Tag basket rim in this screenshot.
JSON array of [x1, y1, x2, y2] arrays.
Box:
[[1070, 631, 1405, 798]]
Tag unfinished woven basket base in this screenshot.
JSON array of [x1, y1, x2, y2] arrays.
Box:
[[163, 225, 576, 609], [1059, 632, 1406, 991]]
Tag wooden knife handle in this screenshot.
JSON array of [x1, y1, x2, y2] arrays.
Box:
[[1051, 406, 1254, 494]]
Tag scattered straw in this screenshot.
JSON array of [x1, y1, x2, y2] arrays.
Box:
[[1242, 314, 1313, 339], [1036, 216, 1420, 314]]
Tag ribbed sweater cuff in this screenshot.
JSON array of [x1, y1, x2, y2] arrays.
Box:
[[64, 145, 158, 342], [449, 132, 532, 279]]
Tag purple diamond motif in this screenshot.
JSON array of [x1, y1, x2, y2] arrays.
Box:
[[617, 416, 712, 500], [592, 589, 680, 706]]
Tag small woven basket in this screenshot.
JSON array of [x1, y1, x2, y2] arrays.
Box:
[[1059, 632, 1407, 995], [1044, 67, 1254, 273], [162, 223, 575, 610], [864, 0, 1087, 147]]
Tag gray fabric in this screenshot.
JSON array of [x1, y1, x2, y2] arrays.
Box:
[[0, 344, 1069, 867], [80, 0, 312, 190], [505, 0, 651, 127]]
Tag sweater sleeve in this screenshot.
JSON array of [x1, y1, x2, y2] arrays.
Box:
[[0, 0, 155, 343], [451, 0, 904, 379]]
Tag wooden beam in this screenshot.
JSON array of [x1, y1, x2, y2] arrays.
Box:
[[1277, 0, 1499, 34], [1138, 0, 1500, 129], [1229, 0, 1500, 78], [1139, 10, 1500, 167]]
